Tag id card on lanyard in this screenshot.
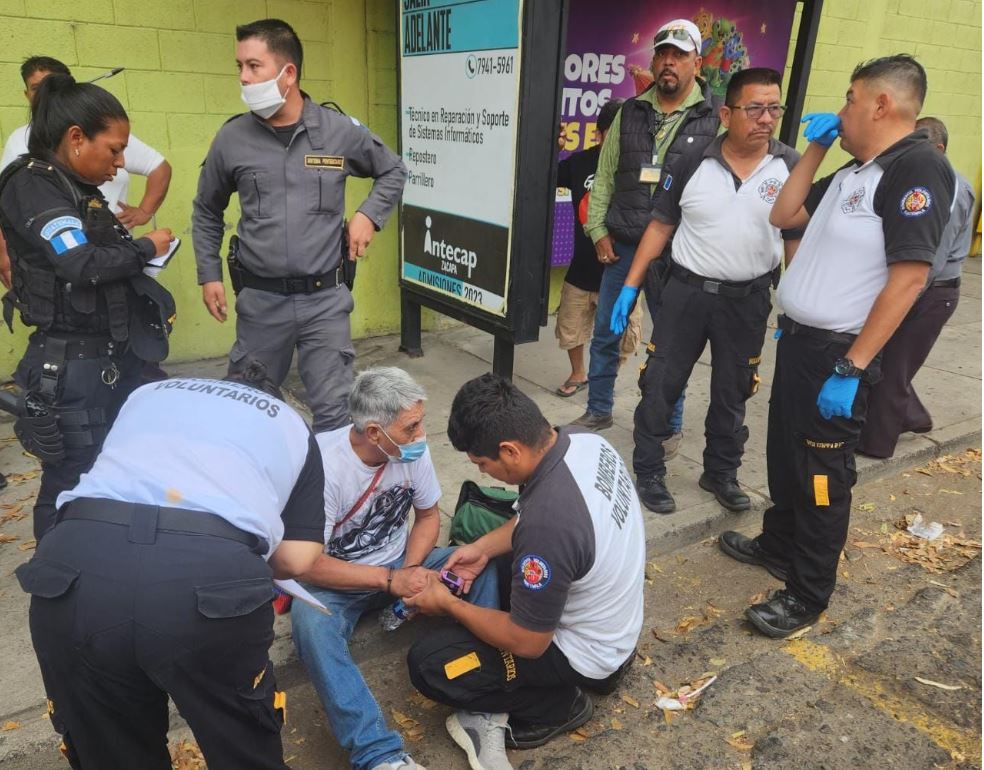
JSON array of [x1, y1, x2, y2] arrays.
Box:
[[639, 108, 689, 186]]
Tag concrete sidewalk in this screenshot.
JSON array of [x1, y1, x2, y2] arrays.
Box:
[[0, 259, 979, 763]]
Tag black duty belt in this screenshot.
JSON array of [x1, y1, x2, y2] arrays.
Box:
[[671, 264, 774, 298], [777, 314, 857, 346], [240, 266, 341, 295], [930, 276, 960, 289], [39, 333, 119, 361], [60, 497, 268, 554]]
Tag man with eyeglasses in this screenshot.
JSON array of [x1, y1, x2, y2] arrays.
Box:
[[609, 68, 801, 514], [571, 18, 722, 437]]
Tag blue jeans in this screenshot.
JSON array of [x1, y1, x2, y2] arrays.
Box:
[[291, 547, 499, 770], [587, 239, 685, 431]]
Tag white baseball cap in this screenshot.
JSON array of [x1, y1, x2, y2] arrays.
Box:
[[653, 19, 702, 53]]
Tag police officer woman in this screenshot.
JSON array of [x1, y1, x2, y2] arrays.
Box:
[[0, 74, 175, 541]]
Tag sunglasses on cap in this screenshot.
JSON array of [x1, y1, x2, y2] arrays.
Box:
[[653, 28, 698, 49]]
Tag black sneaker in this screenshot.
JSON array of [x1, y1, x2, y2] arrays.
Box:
[[506, 688, 593, 749], [698, 473, 750, 511], [746, 589, 821, 638], [569, 411, 613, 431], [636, 475, 675, 514], [718, 531, 789, 582]]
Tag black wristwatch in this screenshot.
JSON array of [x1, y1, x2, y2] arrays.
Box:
[[834, 357, 867, 380]]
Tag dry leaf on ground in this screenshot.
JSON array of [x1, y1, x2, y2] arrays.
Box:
[[0, 533, 18, 544], [169, 739, 206, 770], [727, 731, 754, 751], [1, 721, 20, 731]]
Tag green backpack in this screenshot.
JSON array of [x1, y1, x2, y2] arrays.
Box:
[[448, 480, 518, 545]]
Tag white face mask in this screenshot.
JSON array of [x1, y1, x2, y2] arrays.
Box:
[[240, 65, 289, 119]]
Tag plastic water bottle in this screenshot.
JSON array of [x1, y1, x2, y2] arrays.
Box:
[[379, 600, 416, 631]]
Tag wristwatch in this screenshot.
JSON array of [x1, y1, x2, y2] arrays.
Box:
[[834, 357, 867, 380]]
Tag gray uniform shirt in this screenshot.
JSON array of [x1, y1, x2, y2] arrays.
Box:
[[192, 98, 407, 283], [931, 171, 975, 282]]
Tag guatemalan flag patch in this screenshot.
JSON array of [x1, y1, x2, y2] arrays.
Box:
[[39, 216, 87, 254]]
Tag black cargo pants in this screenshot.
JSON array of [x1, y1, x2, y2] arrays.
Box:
[[16, 508, 288, 770], [15, 333, 143, 540], [633, 267, 772, 480], [756, 317, 879, 611]]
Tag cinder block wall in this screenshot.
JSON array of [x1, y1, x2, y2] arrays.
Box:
[[0, 0, 399, 374], [0, 1, 980, 375], [784, 0, 982, 181]]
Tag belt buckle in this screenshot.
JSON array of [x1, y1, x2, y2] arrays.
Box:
[[283, 277, 305, 294], [702, 280, 720, 295]]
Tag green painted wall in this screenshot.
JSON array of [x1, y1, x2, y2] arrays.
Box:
[[0, 0, 979, 375], [0, 0, 401, 375]]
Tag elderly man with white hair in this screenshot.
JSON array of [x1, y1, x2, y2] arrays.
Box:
[[291, 366, 498, 770]]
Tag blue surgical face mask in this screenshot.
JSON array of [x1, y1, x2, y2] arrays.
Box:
[[377, 426, 427, 464]]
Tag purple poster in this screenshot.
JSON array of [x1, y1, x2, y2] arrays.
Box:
[[551, 0, 799, 267]]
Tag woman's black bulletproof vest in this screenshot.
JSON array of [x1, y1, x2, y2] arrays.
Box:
[[0, 158, 175, 361]]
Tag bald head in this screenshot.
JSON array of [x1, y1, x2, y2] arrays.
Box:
[[850, 54, 927, 119], [916, 116, 948, 152]]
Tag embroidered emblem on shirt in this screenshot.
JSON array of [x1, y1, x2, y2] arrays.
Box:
[[899, 186, 932, 218], [519, 554, 551, 591], [758, 178, 782, 204], [841, 186, 865, 214]]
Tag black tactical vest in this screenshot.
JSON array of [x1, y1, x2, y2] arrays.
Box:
[[0, 158, 174, 361], [605, 81, 723, 245]]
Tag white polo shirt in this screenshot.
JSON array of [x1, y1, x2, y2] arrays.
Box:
[[1, 124, 165, 216], [59, 378, 326, 556], [777, 131, 955, 334], [653, 136, 801, 281]]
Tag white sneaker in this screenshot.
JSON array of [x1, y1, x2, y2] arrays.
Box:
[[446, 711, 513, 770], [369, 758, 427, 770]]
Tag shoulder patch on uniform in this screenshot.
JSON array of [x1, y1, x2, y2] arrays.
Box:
[[49, 229, 88, 255], [662, 174, 673, 191], [899, 186, 932, 218], [40, 216, 83, 241], [519, 554, 551, 591]]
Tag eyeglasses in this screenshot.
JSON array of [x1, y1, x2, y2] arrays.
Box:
[[728, 104, 787, 120], [653, 28, 698, 49]]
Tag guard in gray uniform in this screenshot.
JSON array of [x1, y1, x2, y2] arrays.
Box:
[[193, 19, 407, 431]]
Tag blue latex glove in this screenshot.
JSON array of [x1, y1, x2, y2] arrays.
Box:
[[609, 285, 640, 335], [816, 374, 860, 420], [801, 112, 841, 147]]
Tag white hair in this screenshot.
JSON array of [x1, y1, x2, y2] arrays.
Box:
[[349, 367, 426, 432]]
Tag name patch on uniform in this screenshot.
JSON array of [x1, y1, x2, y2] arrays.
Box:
[[900, 186, 932, 217], [50, 229, 88, 255], [40, 216, 83, 241], [758, 178, 782, 204], [519, 554, 551, 591], [305, 155, 344, 170], [841, 187, 865, 214]]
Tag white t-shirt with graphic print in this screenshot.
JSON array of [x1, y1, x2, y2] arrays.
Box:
[[317, 424, 441, 566]]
